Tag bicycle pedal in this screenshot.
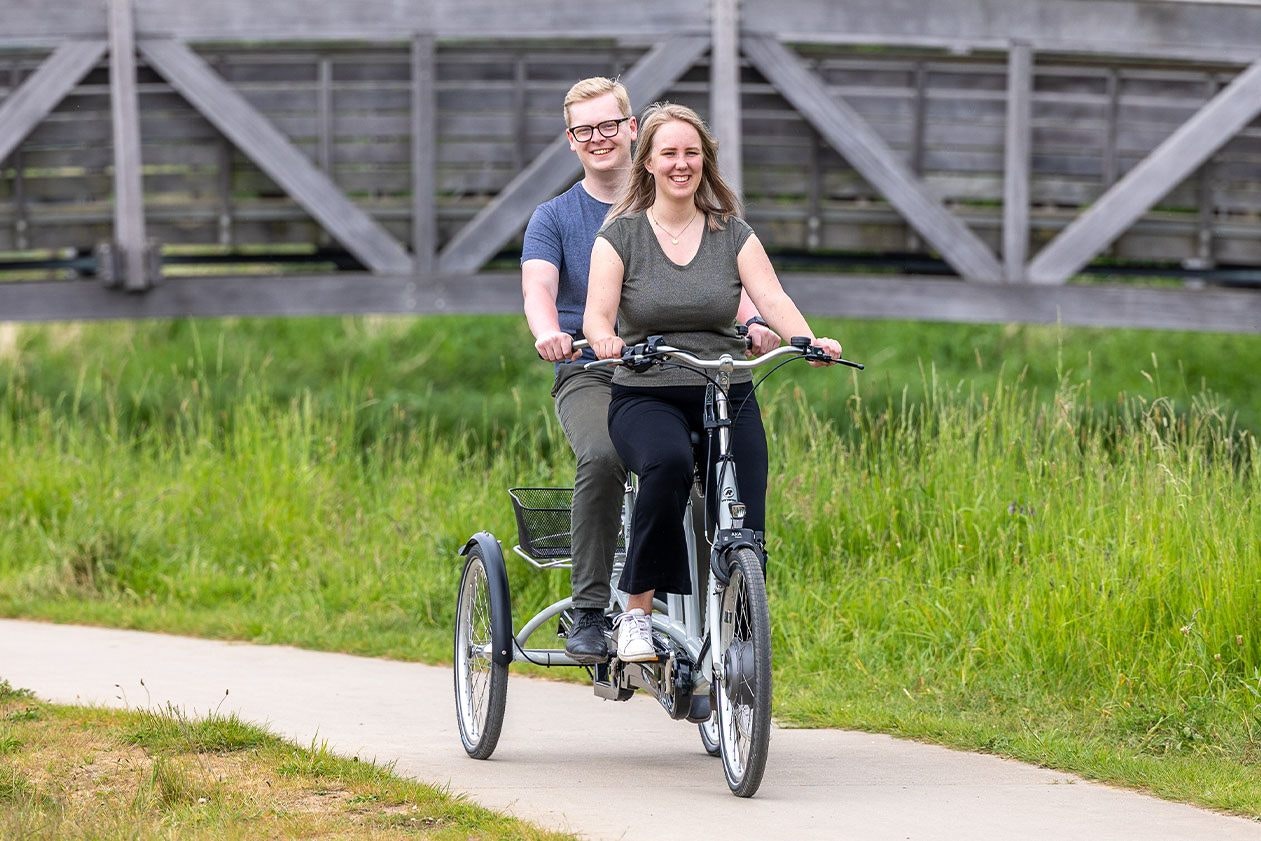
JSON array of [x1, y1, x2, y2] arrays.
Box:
[[612, 651, 666, 665]]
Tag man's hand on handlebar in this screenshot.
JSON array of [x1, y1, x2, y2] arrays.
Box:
[[535, 330, 579, 362]]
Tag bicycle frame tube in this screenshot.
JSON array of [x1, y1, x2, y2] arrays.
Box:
[[617, 473, 707, 664], [706, 356, 741, 681]]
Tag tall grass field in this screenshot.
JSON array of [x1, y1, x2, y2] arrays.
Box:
[[1, 315, 1258, 814]]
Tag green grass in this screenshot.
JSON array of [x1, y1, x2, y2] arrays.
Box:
[[1, 314, 1259, 816], [122, 703, 277, 754]]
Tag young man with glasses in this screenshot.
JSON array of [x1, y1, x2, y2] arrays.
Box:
[[521, 77, 778, 663]]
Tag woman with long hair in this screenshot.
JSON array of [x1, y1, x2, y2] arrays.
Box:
[[583, 102, 842, 661]]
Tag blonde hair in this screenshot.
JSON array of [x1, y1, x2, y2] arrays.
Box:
[[606, 102, 742, 231], [562, 77, 631, 127]]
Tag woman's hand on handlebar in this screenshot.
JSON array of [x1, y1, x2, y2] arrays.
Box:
[[590, 335, 625, 360], [810, 337, 843, 367], [746, 322, 782, 358]]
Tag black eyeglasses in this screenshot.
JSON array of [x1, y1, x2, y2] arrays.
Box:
[[567, 117, 630, 143]]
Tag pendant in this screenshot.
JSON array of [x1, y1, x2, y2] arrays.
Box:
[[670, 237, 679, 245]]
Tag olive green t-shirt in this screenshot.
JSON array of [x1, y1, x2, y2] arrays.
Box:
[[596, 211, 754, 387]]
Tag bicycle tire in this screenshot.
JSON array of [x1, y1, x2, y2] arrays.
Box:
[[698, 715, 721, 757], [453, 545, 509, 759], [714, 546, 772, 796]]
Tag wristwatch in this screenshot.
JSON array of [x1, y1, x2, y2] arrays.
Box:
[[744, 315, 769, 329]]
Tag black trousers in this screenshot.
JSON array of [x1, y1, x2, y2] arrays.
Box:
[[608, 382, 768, 596]]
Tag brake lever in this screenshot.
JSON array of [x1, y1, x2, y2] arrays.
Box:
[[791, 336, 864, 369], [621, 342, 654, 373]]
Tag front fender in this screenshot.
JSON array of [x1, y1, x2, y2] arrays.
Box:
[[460, 532, 514, 667]]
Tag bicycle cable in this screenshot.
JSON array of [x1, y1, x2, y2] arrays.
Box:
[[707, 356, 799, 545]]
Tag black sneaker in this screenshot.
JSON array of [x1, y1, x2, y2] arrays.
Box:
[[565, 608, 610, 664]]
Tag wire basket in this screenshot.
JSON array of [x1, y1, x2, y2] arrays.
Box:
[[508, 487, 574, 561]]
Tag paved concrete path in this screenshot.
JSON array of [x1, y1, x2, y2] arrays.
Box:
[[1, 618, 1256, 840]]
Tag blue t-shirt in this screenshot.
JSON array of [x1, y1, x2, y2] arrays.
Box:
[[521, 182, 610, 363]]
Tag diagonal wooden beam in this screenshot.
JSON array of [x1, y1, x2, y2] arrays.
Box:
[[1027, 59, 1261, 285], [742, 35, 1004, 283], [437, 35, 710, 274], [0, 40, 107, 166], [139, 38, 413, 275]]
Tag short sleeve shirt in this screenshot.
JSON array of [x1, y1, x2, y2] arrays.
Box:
[[521, 182, 611, 364], [596, 212, 755, 387]]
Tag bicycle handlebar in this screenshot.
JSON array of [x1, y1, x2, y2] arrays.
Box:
[[582, 335, 863, 372]]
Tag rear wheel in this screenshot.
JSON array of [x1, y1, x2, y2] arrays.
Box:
[[714, 547, 772, 796], [453, 546, 509, 759], [698, 713, 721, 756]]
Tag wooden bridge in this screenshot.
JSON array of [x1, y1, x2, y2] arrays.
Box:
[[1, 0, 1259, 332]]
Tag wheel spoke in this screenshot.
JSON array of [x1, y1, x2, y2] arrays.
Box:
[[453, 549, 509, 761]]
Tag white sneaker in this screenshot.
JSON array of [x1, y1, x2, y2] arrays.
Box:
[[614, 608, 656, 662]]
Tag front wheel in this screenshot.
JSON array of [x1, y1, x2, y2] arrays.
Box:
[[453, 543, 509, 759], [714, 547, 772, 796]]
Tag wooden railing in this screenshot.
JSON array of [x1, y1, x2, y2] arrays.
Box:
[[0, 0, 1257, 331]]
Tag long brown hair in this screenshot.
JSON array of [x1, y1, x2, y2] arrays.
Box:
[[606, 102, 742, 231]]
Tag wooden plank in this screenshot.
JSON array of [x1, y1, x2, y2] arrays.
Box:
[[437, 35, 710, 274], [0, 271, 1256, 334], [906, 60, 927, 251], [317, 57, 332, 172], [4, 0, 1259, 65], [411, 32, 436, 273], [7, 61, 27, 250], [1192, 75, 1219, 269], [316, 56, 333, 248], [1003, 42, 1032, 284], [710, 0, 742, 198], [806, 128, 822, 249], [109, 0, 150, 290], [511, 54, 526, 175], [743, 34, 1004, 283], [777, 274, 1261, 333], [217, 132, 234, 245], [0, 41, 106, 166], [741, 0, 1261, 65], [1027, 59, 1261, 285], [139, 38, 413, 274], [0, 0, 708, 44], [0, 272, 505, 319]]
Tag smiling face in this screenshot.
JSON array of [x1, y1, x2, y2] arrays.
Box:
[[646, 119, 704, 204], [565, 92, 636, 177]]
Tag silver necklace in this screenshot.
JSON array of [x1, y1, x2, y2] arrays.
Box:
[[649, 207, 699, 245]]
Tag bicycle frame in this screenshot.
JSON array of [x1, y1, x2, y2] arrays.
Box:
[[456, 336, 862, 790]]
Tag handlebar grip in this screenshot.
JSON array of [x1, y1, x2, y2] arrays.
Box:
[[536, 335, 589, 362]]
